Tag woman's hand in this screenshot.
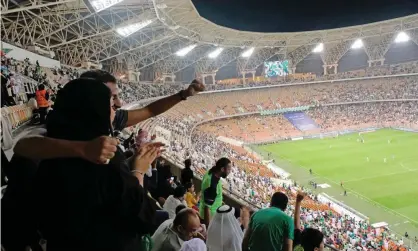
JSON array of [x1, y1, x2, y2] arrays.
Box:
[[133, 142, 164, 173]]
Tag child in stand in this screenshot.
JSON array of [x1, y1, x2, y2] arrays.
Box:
[[185, 182, 200, 211]]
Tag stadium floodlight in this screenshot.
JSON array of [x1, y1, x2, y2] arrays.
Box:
[[395, 31, 410, 43], [116, 20, 153, 37], [312, 43, 324, 53], [175, 44, 197, 57], [208, 48, 224, 58], [89, 0, 123, 12], [351, 39, 363, 49], [241, 47, 254, 58]]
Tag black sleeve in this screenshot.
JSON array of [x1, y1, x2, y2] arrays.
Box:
[[113, 109, 128, 131], [203, 176, 219, 206]]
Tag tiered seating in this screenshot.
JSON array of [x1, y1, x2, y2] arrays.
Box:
[[1, 104, 32, 129]]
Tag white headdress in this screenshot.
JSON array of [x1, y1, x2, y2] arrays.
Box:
[[206, 205, 243, 251]]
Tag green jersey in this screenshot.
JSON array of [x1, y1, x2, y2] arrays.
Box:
[[199, 171, 223, 219], [248, 207, 294, 251]]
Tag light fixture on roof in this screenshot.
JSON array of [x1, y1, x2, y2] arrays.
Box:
[[116, 20, 153, 37], [175, 44, 197, 57], [89, 0, 123, 12], [351, 39, 363, 49], [395, 31, 410, 43], [241, 47, 254, 58], [312, 43, 324, 53], [208, 47, 224, 58]]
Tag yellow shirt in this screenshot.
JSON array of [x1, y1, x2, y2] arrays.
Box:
[[185, 192, 198, 208]]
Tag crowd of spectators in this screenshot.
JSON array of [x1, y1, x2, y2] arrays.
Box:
[[123, 73, 417, 250], [116, 60, 418, 104], [1, 57, 417, 251], [148, 102, 417, 250]]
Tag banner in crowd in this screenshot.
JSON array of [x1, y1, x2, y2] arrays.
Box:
[[264, 60, 289, 77], [283, 112, 319, 131]]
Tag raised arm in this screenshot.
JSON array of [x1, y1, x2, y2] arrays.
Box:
[[125, 80, 204, 127], [14, 135, 119, 164], [285, 209, 296, 251], [294, 192, 305, 230]]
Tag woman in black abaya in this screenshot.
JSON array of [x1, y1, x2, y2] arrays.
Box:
[[36, 78, 159, 251]]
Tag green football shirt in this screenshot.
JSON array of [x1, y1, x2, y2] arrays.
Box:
[[199, 171, 223, 219], [248, 207, 294, 251]]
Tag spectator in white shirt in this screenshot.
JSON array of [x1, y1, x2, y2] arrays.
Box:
[[152, 208, 202, 251], [164, 185, 188, 219]]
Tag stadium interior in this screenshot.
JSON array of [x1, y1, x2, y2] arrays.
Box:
[[1, 0, 418, 250]]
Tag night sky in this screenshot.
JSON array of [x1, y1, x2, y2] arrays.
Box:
[[192, 0, 418, 32]]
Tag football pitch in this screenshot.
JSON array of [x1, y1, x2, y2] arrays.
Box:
[[252, 128, 418, 238]]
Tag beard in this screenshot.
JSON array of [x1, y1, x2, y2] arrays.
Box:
[[221, 172, 227, 178]]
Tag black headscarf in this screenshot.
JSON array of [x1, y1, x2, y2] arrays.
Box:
[[36, 78, 154, 251], [46, 78, 112, 141]]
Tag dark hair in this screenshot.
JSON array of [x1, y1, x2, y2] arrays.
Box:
[[209, 157, 231, 174], [184, 182, 194, 190], [175, 204, 187, 215], [270, 192, 288, 211], [301, 228, 324, 251], [80, 70, 116, 84], [184, 159, 191, 169], [38, 84, 45, 90], [173, 185, 186, 198]]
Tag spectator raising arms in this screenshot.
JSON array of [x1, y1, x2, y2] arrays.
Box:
[[13, 71, 205, 164]]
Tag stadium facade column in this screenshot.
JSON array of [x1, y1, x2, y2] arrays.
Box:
[[241, 71, 247, 85], [322, 64, 338, 75], [211, 73, 216, 84], [367, 59, 385, 67], [291, 67, 297, 74], [128, 70, 140, 82], [135, 72, 140, 82], [161, 74, 175, 84], [250, 71, 256, 81], [201, 74, 207, 85]]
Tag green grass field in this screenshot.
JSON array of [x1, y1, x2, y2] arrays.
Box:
[[253, 128, 418, 237]]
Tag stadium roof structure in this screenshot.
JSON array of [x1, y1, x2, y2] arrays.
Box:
[[2, 0, 418, 79]]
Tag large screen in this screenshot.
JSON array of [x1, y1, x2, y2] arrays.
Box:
[[264, 60, 289, 77]]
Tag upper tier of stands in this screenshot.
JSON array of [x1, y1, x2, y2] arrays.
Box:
[[117, 60, 418, 104]]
